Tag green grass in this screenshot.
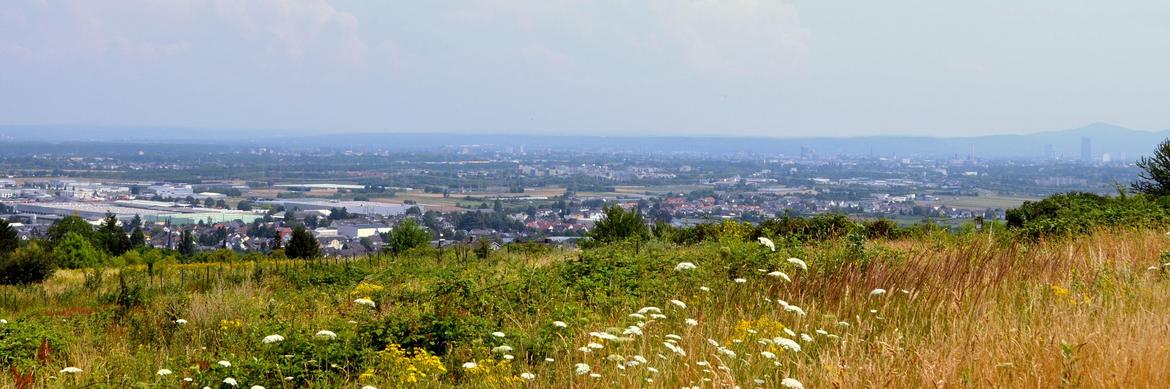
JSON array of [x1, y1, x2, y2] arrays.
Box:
[[3, 229, 1170, 387]]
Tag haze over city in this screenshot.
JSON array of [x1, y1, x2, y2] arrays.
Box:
[[3, 0, 1170, 137]]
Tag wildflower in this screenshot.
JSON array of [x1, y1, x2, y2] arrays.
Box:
[[222, 377, 238, 386], [1148, 266, 1159, 271], [590, 331, 618, 341], [60, 367, 83, 374], [520, 372, 536, 380], [670, 299, 687, 309], [629, 313, 647, 319], [314, 330, 337, 340], [492, 345, 513, 354], [553, 321, 568, 328], [174, 319, 187, 325], [664, 342, 686, 356], [462, 362, 478, 370], [786, 257, 808, 270], [838, 321, 850, 327], [578, 346, 592, 353], [361, 387, 377, 389], [250, 386, 265, 389], [590, 373, 601, 379], [0, 319, 6, 324], [767, 271, 791, 282], [575, 363, 592, 375], [774, 337, 801, 352], [685, 318, 698, 326], [755, 379, 766, 385], [718, 347, 737, 359], [675, 262, 698, 271], [623, 326, 644, 336], [650, 313, 668, 320], [666, 334, 683, 341], [707, 338, 720, 347], [217, 360, 232, 368], [784, 305, 807, 316], [157, 369, 173, 376], [784, 328, 796, 337], [800, 333, 814, 342], [637, 306, 663, 314], [503, 354, 515, 360], [588, 342, 605, 349], [699, 286, 710, 292], [696, 360, 710, 367], [261, 334, 285, 344], [870, 288, 887, 296], [183, 377, 193, 382], [353, 298, 376, 308], [734, 278, 747, 284], [815, 329, 829, 336], [758, 237, 776, 251], [781, 377, 804, 389], [760, 351, 777, 359], [545, 358, 555, 362]]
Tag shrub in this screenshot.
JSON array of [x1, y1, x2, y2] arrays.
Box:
[[384, 219, 431, 255], [0, 242, 55, 285], [0, 320, 64, 369], [588, 205, 650, 243], [52, 232, 104, 269]]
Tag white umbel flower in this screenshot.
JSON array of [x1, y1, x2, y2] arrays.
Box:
[[314, 330, 337, 340], [757, 237, 776, 251], [261, 334, 285, 344], [60, 367, 83, 374], [786, 257, 808, 270], [781, 377, 804, 389], [675, 262, 697, 271]]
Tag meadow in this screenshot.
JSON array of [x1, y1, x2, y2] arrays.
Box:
[[3, 225, 1170, 388]]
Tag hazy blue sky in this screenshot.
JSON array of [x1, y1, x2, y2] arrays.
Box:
[[2, 0, 1168, 137]]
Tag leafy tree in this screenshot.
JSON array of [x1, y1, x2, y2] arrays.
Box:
[[0, 242, 55, 285], [47, 215, 94, 246], [96, 213, 131, 256], [53, 232, 103, 269], [285, 225, 320, 259], [0, 219, 19, 255], [588, 205, 650, 243], [384, 219, 431, 255], [127, 214, 143, 233], [178, 229, 197, 257], [129, 227, 146, 248], [270, 230, 283, 251], [237, 200, 254, 211], [329, 207, 350, 220], [1133, 138, 1170, 196]]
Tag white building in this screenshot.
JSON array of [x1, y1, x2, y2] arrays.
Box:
[[338, 224, 393, 239]]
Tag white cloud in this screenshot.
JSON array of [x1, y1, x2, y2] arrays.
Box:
[[1, 0, 368, 67]]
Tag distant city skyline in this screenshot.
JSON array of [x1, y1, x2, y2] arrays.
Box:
[[3, 1, 1170, 137]]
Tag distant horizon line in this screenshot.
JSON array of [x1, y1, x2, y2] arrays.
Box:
[[0, 121, 1167, 141]]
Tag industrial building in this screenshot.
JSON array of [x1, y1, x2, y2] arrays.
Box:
[[12, 201, 262, 225], [259, 200, 418, 217]]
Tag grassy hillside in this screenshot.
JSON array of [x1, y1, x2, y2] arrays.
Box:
[[2, 228, 1170, 387]]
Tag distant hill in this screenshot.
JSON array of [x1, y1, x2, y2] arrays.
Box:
[[0, 123, 1165, 160]]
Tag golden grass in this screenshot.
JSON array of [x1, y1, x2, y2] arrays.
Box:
[[3, 229, 1170, 387]]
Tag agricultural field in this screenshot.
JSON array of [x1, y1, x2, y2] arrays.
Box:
[[3, 228, 1169, 387], [934, 194, 1041, 211]]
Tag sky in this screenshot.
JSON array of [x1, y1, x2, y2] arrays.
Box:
[[2, 0, 1169, 137]]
